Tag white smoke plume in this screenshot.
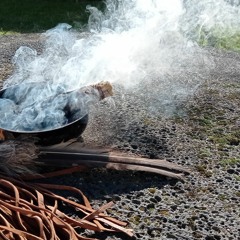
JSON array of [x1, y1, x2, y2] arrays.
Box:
[[1, 0, 240, 131]]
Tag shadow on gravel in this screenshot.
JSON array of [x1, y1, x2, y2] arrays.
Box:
[[36, 169, 178, 239], [38, 169, 177, 201]]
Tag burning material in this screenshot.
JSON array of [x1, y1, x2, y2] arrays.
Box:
[[0, 81, 112, 145], [0, 81, 113, 133]]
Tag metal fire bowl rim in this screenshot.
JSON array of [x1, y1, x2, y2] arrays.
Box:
[[0, 114, 88, 134], [0, 83, 88, 134]]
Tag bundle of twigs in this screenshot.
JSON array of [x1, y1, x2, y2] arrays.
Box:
[[0, 175, 133, 240]]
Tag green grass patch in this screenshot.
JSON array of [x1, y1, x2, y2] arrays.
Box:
[[198, 117, 213, 126], [234, 175, 240, 181], [217, 194, 227, 201], [235, 191, 240, 197], [0, 30, 19, 35], [220, 158, 240, 166], [198, 149, 211, 158], [195, 165, 213, 177], [208, 132, 240, 146], [198, 27, 240, 51], [0, 0, 105, 33]]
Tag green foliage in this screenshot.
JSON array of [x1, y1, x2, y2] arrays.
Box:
[[234, 175, 240, 181], [1, 0, 240, 50], [0, 0, 105, 33], [220, 158, 240, 166], [198, 27, 240, 51], [195, 165, 213, 177]]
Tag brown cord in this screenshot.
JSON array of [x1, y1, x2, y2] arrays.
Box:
[[0, 176, 134, 239]]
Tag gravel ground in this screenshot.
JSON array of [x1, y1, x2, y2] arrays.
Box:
[[0, 33, 240, 240]]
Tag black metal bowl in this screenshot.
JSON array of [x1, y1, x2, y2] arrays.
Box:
[[0, 83, 89, 146], [8, 114, 89, 146]]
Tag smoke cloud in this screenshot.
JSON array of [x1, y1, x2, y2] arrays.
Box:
[[1, 0, 240, 131]]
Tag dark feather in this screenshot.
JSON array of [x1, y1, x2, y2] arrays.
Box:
[[0, 140, 38, 177]]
